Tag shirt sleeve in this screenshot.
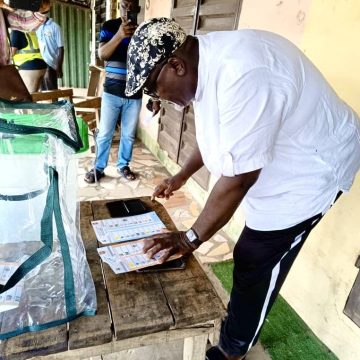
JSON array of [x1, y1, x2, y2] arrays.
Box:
[[55, 24, 64, 48], [217, 66, 297, 176], [99, 20, 114, 43]]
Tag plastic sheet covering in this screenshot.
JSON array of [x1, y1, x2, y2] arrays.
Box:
[[0, 100, 96, 340]]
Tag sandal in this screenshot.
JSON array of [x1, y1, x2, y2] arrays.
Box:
[[84, 168, 105, 183], [118, 166, 136, 181]]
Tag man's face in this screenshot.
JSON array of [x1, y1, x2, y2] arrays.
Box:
[[119, 0, 136, 17], [144, 57, 195, 109]]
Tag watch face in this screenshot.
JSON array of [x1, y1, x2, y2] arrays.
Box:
[[186, 229, 197, 243]]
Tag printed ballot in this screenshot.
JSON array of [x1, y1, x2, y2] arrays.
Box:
[[92, 211, 167, 244], [92, 211, 181, 273], [0, 261, 24, 313], [97, 239, 181, 274]]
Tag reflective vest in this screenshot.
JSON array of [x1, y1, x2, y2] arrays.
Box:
[[13, 32, 43, 67]]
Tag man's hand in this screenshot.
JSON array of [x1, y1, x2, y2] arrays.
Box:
[[152, 173, 187, 200], [115, 18, 137, 40], [143, 231, 197, 263], [56, 68, 63, 78]]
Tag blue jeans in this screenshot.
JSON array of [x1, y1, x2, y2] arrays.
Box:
[[95, 92, 142, 171]]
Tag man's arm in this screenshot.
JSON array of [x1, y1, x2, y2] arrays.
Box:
[[98, 20, 136, 60], [152, 140, 204, 200], [55, 46, 64, 78], [192, 169, 260, 242], [144, 169, 261, 262]]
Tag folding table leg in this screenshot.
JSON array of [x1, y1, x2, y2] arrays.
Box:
[[183, 333, 208, 360]]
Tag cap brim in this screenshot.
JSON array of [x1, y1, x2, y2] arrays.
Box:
[[125, 74, 147, 97]]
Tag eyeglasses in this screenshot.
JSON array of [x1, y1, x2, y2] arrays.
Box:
[[143, 58, 168, 100]]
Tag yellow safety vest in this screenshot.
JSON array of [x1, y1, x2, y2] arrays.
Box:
[[13, 32, 44, 67]]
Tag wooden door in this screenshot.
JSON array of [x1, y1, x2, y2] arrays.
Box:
[[171, 0, 198, 35], [195, 0, 242, 34], [158, 0, 242, 190], [158, 104, 184, 161], [157, 0, 197, 163]]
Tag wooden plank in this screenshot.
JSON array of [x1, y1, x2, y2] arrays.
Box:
[[68, 202, 113, 350], [178, 106, 210, 190], [37, 326, 213, 360], [183, 333, 208, 360], [31, 89, 74, 103], [158, 103, 184, 161], [91, 199, 174, 340], [0, 325, 67, 360], [158, 256, 225, 328], [74, 97, 101, 109], [93, 198, 224, 330]]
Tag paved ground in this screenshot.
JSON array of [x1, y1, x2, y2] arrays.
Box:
[[78, 138, 271, 360]]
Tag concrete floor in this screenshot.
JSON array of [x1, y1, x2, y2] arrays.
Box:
[[78, 138, 271, 360]]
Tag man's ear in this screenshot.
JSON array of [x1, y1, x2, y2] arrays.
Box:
[[167, 57, 186, 76]]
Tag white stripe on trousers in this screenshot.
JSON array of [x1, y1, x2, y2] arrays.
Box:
[[247, 230, 306, 351]]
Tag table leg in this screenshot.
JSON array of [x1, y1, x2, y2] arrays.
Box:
[[208, 318, 221, 346], [183, 333, 208, 360]]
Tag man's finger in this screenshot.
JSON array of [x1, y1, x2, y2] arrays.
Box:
[[152, 184, 167, 198], [158, 248, 172, 264], [142, 238, 155, 253], [146, 242, 164, 259]]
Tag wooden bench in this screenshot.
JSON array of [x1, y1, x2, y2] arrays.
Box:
[[0, 197, 225, 360], [31, 89, 74, 103], [31, 87, 101, 132]]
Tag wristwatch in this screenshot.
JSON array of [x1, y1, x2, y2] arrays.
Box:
[[185, 228, 203, 248]]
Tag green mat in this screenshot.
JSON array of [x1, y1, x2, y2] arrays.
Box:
[[211, 260, 338, 360]]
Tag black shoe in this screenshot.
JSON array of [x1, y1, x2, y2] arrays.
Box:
[[84, 168, 105, 183]]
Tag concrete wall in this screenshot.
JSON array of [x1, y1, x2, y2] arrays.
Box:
[[137, 2, 360, 358]]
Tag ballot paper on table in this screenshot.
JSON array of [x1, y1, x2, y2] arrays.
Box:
[[0, 261, 24, 313], [91, 211, 167, 245], [97, 239, 181, 274]]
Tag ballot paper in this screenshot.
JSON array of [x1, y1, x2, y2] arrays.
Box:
[[97, 239, 180, 274], [91, 211, 167, 245], [0, 261, 24, 313]]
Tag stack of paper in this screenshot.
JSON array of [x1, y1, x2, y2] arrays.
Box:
[[92, 211, 179, 274], [97, 239, 180, 274], [92, 211, 167, 245]]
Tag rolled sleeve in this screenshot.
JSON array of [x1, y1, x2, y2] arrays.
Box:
[[221, 151, 273, 177]]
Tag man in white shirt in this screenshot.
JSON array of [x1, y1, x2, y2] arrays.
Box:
[[125, 18, 360, 360]]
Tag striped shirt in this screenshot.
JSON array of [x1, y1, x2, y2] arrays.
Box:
[[99, 18, 141, 99]]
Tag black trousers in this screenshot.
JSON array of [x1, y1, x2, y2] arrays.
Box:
[[219, 212, 324, 356], [41, 66, 58, 91]]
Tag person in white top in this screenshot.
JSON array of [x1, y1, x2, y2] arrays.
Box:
[[125, 18, 360, 360]]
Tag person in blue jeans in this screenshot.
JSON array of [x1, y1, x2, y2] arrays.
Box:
[[85, 0, 142, 183]]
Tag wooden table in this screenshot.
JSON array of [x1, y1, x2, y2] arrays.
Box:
[[0, 197, 225, 360]]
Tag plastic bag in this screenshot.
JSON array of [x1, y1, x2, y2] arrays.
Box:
[[0, 100, 96, 339]]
